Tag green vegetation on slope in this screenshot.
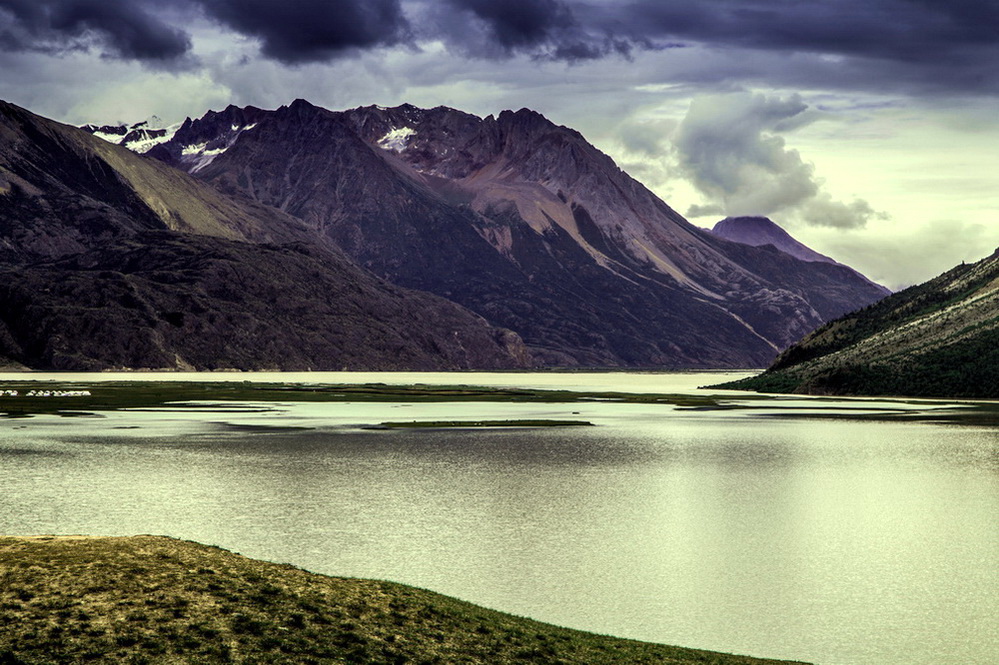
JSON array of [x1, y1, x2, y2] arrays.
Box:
[[719, 249, 999, 398], [0, 536, 806, 665], [767, 257, 994, 372]]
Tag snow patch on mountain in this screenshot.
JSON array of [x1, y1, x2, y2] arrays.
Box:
[[173, 123, 259, 172], [82, 118, 181, 154], [126, 124, 182, 153], [378, 126, 416, 152], [187, 147, 230, 173], [82, 114, 263, 173]]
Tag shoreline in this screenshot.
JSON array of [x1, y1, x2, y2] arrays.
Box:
[[0, 534, 809, 665]]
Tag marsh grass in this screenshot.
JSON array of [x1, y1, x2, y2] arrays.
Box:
[[0, 536, 807, 665], [371, 419, 595, 429], [0, 381, 755, 418]]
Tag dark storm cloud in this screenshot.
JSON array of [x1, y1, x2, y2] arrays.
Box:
[[1, 0, 996, 92], [436, 0, 999, 89], [615, 0, 999, 93], [0, 0, 190, 60], [450, 0, 998, 66], [446, 0, 573, 51], [623, 0, 999, 61], [0, 0, 411, 65], [195, 0, 410, 64], [437, 0, 649, 61]]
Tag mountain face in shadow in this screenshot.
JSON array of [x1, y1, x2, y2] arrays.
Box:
[[723, 249, 999, 397], [0, 101, 528, 371], [134, 100, 889, 368]]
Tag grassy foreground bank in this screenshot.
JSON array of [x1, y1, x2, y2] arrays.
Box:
[[0, 536, 806, 665]]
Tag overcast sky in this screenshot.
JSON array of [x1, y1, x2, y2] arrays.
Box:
[[2, 0, 997, 289]]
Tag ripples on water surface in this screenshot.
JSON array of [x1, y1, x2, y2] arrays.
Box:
[[1, 372, 996, 665]]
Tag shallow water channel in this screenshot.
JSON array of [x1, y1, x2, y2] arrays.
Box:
[[1, 372, 997, 664]]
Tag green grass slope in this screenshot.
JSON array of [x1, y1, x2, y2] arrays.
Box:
[[722, 249, 999, 397], [0, 536, 806, 665]]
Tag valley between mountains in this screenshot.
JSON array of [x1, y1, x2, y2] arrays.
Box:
[[2, 98, 890, 371]]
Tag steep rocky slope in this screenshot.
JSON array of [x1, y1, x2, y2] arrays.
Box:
[[724, 249, 999, 397], [0, 101, 527, 371], [0, 232, 527, 371], [0, 101, 318, 259], [137, 100, 889, 367]]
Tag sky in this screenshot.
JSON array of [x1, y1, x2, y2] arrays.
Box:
[[1, 0, 997, 290]]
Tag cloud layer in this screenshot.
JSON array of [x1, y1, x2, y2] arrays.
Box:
[[198, 0, 410, 63], [1, 0, 997, 92], [673, 92, 882, 229], [0, 0, 189, 60]]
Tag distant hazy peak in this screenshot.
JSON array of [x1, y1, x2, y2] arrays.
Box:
[[711, 216, 836, 265]]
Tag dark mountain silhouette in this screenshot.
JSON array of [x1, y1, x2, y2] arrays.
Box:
[[136, 100, 890, 368], [0, 100, 528, 370]]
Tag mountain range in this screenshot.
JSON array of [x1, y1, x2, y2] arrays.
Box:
[[0, 101, 526, 370], [0, 98, 889, 370], [723, 249, 999, 397], [93, 100, 889, 366]]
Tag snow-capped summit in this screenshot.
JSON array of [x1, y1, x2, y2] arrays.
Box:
[[140, 105, 268, 174], [81, 107, 262, 171], [81, 117, 181, 154]]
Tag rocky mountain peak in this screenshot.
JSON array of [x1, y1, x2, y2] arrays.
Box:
[[110, 98, 893, 367], [80, 114, 179, 154], [144, 104, 268, 173], [712, 216, 837, 265], [0, 100, 530, 371]]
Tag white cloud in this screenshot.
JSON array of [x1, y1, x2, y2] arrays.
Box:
[[805, 220, 997, 291], [670, 91, 882, 229]]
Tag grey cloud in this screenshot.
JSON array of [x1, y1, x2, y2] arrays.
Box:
[[685, 203, 725, 218], [2, 0, 997, 93], [673, 92, 878, 229], [673, 92, 818, 216], [819, 219, 993, 290], [446, 0, 573, 51], [195, 0, 410, 64], [616, 117, 677, 157], [0, 0, 190, 61], [801, 197, 887, 230]]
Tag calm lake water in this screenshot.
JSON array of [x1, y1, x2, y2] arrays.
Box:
[[1, 372, 996, 665]]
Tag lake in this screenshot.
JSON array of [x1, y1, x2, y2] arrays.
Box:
[[1, 371, 996, 664]]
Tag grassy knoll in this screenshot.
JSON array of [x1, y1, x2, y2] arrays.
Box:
[[0, 536, 807, 665]]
